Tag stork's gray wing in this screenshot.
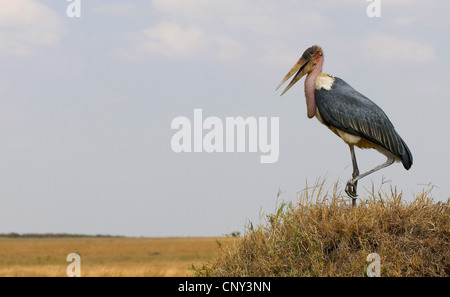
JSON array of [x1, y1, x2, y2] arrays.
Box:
[[315, 77, 412, 169]]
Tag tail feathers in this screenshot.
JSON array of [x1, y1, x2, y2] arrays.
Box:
[[400, 138, 413, 170]]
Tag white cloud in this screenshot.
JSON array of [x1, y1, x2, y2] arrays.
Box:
[[112, 22, 248, 62], [362, 34, 435, 63], [214, 36, 245, 61], [0, 0, 63, 56], [112, 22, 208, 60], [112, 1, 326, 63], [142, 22, 207, 57]]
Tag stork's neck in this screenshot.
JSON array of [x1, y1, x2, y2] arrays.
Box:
[[304, 56, 324, 118]]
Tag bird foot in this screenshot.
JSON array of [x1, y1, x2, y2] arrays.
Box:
[[345, 180, 358, 199], [345, 181, 358, 207]]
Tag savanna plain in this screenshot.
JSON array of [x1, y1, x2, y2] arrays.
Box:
[[0, 236, 233, 277]]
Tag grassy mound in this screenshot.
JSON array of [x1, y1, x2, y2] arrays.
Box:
[[194, 181, 449, 277]]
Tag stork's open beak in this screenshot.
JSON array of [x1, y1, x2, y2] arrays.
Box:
[[276, 56, 312, 96]]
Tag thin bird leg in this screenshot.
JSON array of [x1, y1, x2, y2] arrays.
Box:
[[345, 145, 359, 206], [350, 145, 360, 179], [352, 157, 395, 183], [346, 157, 395, 202]]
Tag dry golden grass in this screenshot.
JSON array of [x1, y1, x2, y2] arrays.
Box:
[[0, 237, 233, 277], [193, 180, 450, 277]]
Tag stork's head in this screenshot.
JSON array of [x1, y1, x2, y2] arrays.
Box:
[[276, 45, 323, 96]]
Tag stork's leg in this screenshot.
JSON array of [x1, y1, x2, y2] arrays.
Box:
[[345, 145, 359, 206], [346, 156, 395, 202], [351, 157, 395, 183]]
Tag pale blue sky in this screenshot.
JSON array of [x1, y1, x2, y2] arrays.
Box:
[[0, 0, 449, 236]]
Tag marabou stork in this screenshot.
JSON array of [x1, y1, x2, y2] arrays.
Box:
[[277, 45, 413, 206]]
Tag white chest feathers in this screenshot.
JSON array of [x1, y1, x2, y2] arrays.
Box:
[[314, 73, 335, 90]]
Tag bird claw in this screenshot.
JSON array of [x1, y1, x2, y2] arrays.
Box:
[[345, 180, 358, 198]]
